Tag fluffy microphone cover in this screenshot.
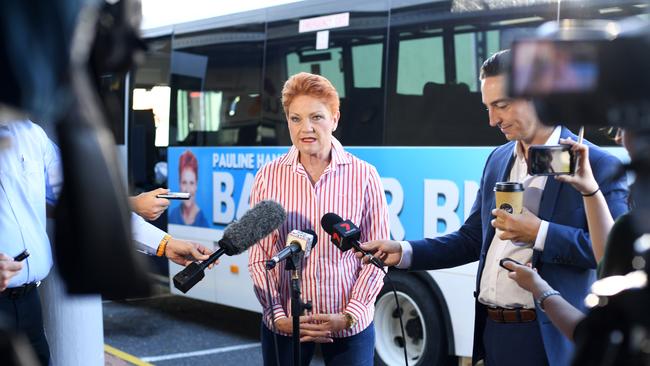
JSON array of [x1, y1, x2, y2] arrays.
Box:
[[221, 200, 286, 254]]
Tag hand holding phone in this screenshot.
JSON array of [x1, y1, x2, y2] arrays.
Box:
[[156, 192, 191, 200], [499, 257, 522, 272], [13, 249, 30, 262], [528, 145, 575, 176]]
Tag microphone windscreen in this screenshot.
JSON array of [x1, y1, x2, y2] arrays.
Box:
[[320, 213, 343, 235], [222, 200, 286, 254]]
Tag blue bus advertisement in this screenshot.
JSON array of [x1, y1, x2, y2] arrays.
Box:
[[167, 146, 494, 240]]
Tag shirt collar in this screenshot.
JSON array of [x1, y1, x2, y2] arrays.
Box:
[[279, 136, 351, 167], [513, 125, 562, 159]]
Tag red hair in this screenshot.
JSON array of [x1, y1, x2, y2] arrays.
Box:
[[178, 150, 198, 178], [281, 72, 339, 115]]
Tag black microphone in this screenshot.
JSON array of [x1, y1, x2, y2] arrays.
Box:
[[265, 229, 317, 270], [320, 213, 385, 269], [173, 200, 286, 293]]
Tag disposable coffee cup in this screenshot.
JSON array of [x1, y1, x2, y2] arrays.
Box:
[[494, 182, 524, 214]]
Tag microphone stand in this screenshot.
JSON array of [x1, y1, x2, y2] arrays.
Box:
[[286, 253, 311, 366]]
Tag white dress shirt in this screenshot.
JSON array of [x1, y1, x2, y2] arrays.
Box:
[[0, 120, 167, 289], [0, 121, 61, 286]]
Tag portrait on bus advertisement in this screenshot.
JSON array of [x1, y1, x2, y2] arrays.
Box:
[[168, 150, 211, 227]]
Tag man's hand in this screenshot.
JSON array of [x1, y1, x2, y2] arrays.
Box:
[[165, 239, 214, 267], [130, 188, 170, 221], [504, 261, 551, 299], [491, 208, 541, 244], [0, 253, 23, 291], [356, 240, 402, 267], [274, 316, 333, 343]]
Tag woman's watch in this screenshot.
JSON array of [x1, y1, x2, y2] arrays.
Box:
[[343, 312, 357, 329]]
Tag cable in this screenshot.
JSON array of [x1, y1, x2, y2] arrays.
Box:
[[383, 269, 409, 366], [264, 268, 282, 366]]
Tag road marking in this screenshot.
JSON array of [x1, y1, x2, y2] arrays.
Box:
[[140, 342, 261, 362], [104, 344, 154, 366]]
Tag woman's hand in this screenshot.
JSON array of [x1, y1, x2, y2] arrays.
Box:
[[503, 261, 552, 299], [299, 313, 348, 343], [274, 316, 333, 343], [555, 138, 599, 195]]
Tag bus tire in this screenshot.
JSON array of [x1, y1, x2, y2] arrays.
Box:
[[373, 271, 452, 366]]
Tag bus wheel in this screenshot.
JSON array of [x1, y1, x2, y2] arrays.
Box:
[[374, 272, 449, 366]]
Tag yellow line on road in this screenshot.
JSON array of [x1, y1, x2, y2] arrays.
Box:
[[105, 344, 154, 366]]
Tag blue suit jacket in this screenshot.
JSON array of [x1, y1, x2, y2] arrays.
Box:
[[408, 127, 629, 366]]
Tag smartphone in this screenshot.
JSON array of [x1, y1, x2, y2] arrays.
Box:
[[13, 249, 30, 262], [527, 145, 575, 176], [499, 257, 522, 272], [156, 192, 191, 200]]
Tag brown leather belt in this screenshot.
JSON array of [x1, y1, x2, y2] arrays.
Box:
[[487, 307, 536, 323]]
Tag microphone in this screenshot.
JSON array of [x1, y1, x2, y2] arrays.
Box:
[[173, 200, 286, 293], [320, 213, 384, 269], [265, 229, 317, 270]]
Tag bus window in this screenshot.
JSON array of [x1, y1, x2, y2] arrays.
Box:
[[454, 32, 478, 92], [397, 35, 445, 95], [486, 30, 500, 59], [352, 43, 383, 88], [170, 23, 266, 146], [384, 2, 560, 147]]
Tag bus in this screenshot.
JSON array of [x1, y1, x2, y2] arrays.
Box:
[[119, 0, 646, 364]]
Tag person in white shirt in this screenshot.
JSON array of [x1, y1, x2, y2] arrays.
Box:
[[0, 120, 212, 364]]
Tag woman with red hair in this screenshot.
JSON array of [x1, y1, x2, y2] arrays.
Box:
[[248, 72, 389, 365], [169, 150, 209, 227]]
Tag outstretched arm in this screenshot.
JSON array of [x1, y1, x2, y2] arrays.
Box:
[[555, 138, 614, 262], [505, 261, 585, 341]]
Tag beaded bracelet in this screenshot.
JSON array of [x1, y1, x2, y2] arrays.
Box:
[[156, 234, 171, 257]]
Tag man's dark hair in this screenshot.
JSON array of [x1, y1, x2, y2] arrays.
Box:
[[480, 49, 511, 79]]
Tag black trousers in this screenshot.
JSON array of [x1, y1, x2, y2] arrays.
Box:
[[0, 287, 50, 366]]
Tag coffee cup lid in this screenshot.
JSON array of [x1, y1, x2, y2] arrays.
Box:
[[494, 182, 524, 192]]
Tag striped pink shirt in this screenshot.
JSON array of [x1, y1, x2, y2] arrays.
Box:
[[248, 137, 389, 337]]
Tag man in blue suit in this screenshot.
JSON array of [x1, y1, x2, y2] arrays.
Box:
[[359, 50, 629, 366]]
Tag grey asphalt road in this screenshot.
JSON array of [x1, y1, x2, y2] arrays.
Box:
[[103, 294, 325, 366]]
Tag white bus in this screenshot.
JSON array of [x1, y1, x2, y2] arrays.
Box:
[[112, 1, 644, 364]]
